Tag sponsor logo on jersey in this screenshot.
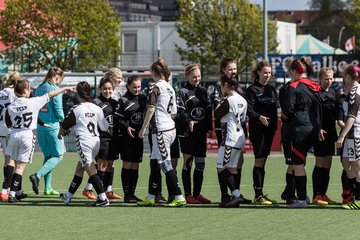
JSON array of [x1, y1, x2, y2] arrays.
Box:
[[131, 112, 143, 124], [85, 113, 95, 117], [190, 107, 205, 120]]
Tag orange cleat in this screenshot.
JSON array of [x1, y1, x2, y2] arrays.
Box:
[[106, 191, 122, 199], [82, 189, 96, 200], [312, 195, 328, 205], [322, 195, 336, 205], [0, 192, 9, 201]]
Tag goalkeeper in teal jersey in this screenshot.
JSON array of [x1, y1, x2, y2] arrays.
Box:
[[29, 67, 66, 195]]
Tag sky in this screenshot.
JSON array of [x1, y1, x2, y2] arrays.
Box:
[[250, 0, 310, 11]]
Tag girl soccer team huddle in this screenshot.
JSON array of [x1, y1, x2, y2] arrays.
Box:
[[0, 56, 359, 209]]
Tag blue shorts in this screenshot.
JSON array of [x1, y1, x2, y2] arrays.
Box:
[[37, 129, 65, 157]]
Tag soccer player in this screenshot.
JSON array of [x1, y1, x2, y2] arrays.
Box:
[[92, 77, 122, 201], [176, 64, 212, 204], [137, 58, 186, 207], [115, 75, 147, 203], [1, 78, 73, 202], [282, 57, 322, 208], [82, 68, 123, 200], [336, 65, 360, 209], [312, 67, 342, 205], [0, 72, 28, 201], [210, 57, 251, 205], [246, 61, 277, 205], [59, 81, 110, 207], [214, 75, 247, 208], [29, 67, 66, 196]]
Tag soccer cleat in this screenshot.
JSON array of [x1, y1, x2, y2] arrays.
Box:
[[312, 195, 328, 205], [60, 193, 71, 205], [254, 195, 273, 205], [239, 194, 252, 204], [44, 189, 60, 195], [263, 194, 277, 204], [281, 192, 297, 204], [82, 189, 96, 200], [0, 192, 9, 201], [341, 200, 360, 210], [106, 191, 122, 200], [8, 195, 19, 203], [224, 196, 241, 208], [219, 194, 231, 207], [137, 197, 155, 206], [15, 191, 28, 201], [124, 195, 142, 203], [155, 194, 167, 203], [322, 195, 336, 205], [185, 195, 200, 204], [29, 174, 39, 195], [194, 195, 211, 204], [341, 190, 353, 204], [287, 200, 308, 208], [93, 198, 110, 207], [165, 199, 186, 207]]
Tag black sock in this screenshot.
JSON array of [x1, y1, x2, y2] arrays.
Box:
[[217, 172, 228, 198], [18, 177, 22, 191], [121, 168, 131, 197], [130, 169, 139, 196], [233, 168, 241, 190], [89, 174, 105, 195], [2, 165, 14, 189], [193, 169, 203, 197], [68, 175, 83, 194], [97, 170, 105, 183], [253, 166, 264, 197], [284, 172, 295, 196], [295, 175, 307, 201], [321, 168, 330, 196], [10, 173, 22, 192], [103, 171, 112, 191], [355, 182, 360, 200], [165, 169, 182, 196], [165, 172, 173, 198], [149, 159, 161, 195], [341, 170, 351, 192], [220, 168, 236, 192], [182, 169, 191, 196], [350, 177, 357, 195], [312, 166, 322, 197]]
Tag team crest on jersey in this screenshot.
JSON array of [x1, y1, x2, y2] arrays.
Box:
[[237, 104, 243, 108], [190, 107, 205, 120], [131, 112, 143, 124]]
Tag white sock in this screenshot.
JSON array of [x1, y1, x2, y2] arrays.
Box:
[[9, 191, 15, 197], [66, 192, 73, 199], [147, 194, 155, 200], [99, 192, 107, 201], [85, 183, 93, 191], [232, 189, 240, 198], [2, 189, 7, 195], [106, 185, 112, 192], [175, 195, 185, 201]]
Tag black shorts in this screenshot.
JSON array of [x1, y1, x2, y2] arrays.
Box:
[[179, 133, 207, 157], [96, 138, 120, 161], [313, 139, 335, 157], [282, 140, 293, 165], [249, 126, 275, 159], [120, 135, 143, 163], [171, 136, 180, 159], [291, 140, 314, 165]]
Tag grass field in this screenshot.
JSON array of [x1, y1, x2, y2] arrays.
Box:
[[0, 152, 358, 240]]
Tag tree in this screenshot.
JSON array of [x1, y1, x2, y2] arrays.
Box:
[[175, 0, 278, 75], [0, 0, 121, 72], [309, 0, 348, 10], [345, 0, 360, 51]]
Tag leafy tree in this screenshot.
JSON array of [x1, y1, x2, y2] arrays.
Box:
[[175, 0, 277, 75], [309, 0, 348, 10], [0, 0, 120, 72], [345, 0, 360, 51]]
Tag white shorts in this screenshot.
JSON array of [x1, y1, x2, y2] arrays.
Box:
[[76, 135, 100, 167], [0, 135, 10, 157], [151, 129, 176, 164], [217, 145, 241, 169], [7, 130, 35, 163], [343, 138, 360, 161]]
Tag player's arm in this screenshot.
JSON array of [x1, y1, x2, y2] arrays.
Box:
[[58, 110, 76, 139], [48, 86, 74, 98], [138, 105, 155, 139], [52, 92, 65, 122], [5, 109, 12, 128], [214, 98, 229, 120]]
